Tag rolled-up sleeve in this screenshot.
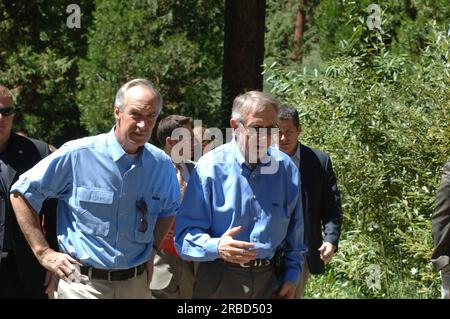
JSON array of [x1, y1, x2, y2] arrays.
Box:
[[11, 148, 73, 215], [174, 168, 220, 261]]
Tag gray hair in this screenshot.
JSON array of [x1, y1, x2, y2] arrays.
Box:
[[114, 78, 163, 112], [231, 91, 279, 123]]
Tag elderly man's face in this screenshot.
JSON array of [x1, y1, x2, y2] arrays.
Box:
[[114, 85, 160, 154], [0, 95, 14, 143], [232, 106, 278, 164]]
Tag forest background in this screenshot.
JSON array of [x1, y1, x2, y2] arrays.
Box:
[[1, 0, 449, 298]]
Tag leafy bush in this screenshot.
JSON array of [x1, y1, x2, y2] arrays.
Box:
[[76, 0, 224, 135], [0, 0, 94, 146], [265, 20, 449, 298]]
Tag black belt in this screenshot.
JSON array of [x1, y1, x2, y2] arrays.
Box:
[[80, 264, 146, 281], [222, 258, 274, 268]]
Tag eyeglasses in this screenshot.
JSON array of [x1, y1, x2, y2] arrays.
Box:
[[136, 198, 148, 232], [0, 107, 14, 116], [239, 122, 279, 137]]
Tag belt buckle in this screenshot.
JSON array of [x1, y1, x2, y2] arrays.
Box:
[[255, 260, 265, 267]]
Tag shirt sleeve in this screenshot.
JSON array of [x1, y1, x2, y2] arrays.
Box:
[[322, 155, 343, 248], [10, 147, 73, 215], [158, 162, 181, 218], [283, 164, 308, 284], [174, 167, 220, 261]]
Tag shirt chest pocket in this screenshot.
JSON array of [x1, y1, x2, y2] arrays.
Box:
[[134, 195, 161, 243], [75, 187, 114, 237]]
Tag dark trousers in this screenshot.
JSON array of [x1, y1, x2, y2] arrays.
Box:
[[193, 260, 280, 299], [0, 253, 47, 299]]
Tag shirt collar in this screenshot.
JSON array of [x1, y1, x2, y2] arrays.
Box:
[[107, 127, 145, 165], [290, 143, 301, 168]]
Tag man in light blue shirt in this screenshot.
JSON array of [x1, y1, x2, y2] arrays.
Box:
[[9, 79, 180, 299], [174, 91, 307, 299]]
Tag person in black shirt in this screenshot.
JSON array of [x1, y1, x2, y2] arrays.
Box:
[[0, 84, 56, 299]]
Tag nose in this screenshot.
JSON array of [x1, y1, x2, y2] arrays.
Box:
[[280, 133, 287, 142], [136, 119, 149, 130]]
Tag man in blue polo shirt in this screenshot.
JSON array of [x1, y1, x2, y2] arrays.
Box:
[[10, 79, 180, 299], [174, 91, 307, 299]]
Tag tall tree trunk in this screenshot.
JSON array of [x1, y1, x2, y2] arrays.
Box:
[[221, 0, 266, 131], [292, 0, 305, 60]]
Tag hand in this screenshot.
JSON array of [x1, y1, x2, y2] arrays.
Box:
[[270, 282, 296, 299], [39, 248, 82, 283], [318, 242, 336, 263], [218, 226, 257, 264]]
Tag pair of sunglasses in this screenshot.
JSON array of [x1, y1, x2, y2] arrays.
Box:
[[136, 198, 148, 233], [0, 107, 14, 116]]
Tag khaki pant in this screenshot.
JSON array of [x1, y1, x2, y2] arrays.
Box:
[[295, 260, 310, 299], [57, 272, 151, 299]]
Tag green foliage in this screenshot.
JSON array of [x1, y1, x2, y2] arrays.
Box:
[[265, 0, 298, 61], [77, 0, 224, 135], [265, 17, 449, 298], [265, 0, 450, 76], [265, 0, 320, 68], [313, 0, 450, 60], [0, 0, 94, 146]]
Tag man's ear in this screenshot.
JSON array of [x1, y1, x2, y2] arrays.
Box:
[[166, 136, 175, 147], [114, 106, 121, 121], [230, 118, 238, 130]]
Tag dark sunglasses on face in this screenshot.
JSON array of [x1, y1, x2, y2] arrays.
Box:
[[136, 198, 148, 232], [0, 107, 14, 116]]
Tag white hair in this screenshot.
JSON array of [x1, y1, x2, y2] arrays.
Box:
[[231, 91, 279, 123], [114, 78, 162, 112]]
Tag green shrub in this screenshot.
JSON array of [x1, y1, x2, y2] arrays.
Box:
[[265, 21, 449, 298], [76, 0, 224, 135]]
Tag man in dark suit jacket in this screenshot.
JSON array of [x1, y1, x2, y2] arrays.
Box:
[[278, 106, 343, 298], [0, 84, 56, 299], [431, 162, 450, 299]]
